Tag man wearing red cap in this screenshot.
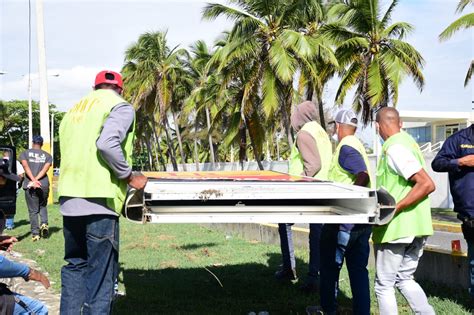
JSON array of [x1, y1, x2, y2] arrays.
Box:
[[58, 70, 147, 314]]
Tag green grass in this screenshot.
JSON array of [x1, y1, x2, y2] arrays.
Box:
[[5, 193, 471, 314]]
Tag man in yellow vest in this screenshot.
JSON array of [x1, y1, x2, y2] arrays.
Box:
[[373, 107, 435, 315], [58, 70, 147, 314], [313, 109, 372, 315], [275, 101, 332, 292]]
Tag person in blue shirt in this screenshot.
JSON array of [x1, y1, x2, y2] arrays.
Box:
[[432, 125, 474, 299], [0, 162, 50, 314], [308, 109, 372, 315]]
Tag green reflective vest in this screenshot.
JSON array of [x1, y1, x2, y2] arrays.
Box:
[[289, 121, 332, 180], [58, 89, 135, 212], [328, 135, 373, 188], [372, 131, 433, 244]]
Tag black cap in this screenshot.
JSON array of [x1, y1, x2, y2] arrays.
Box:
[[33, 135, 44, 145], [0, 160, 20, 182]]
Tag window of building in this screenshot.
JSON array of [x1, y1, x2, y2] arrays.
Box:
[[405, 126, 432, 144]]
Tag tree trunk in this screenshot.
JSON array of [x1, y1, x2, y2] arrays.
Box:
[[306, 83, 314, 101], [163, 116, 178, 171], [193, 117, 200, 171], [151, 122, 166, 171], [282, 85, 294, 147], [316, 94, 326, 131], [172, 110, 187, 171], [144, 134, 154, 171], [249, 131, 264, 170], [238, 124, 247, 170], [205, 107, 216, 166]]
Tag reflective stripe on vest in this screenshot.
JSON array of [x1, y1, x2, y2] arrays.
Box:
[[372, 131, 433, 244], [328, 135, 373, 188], [288, 121, 332, 180], [58, 89, 135, 212]]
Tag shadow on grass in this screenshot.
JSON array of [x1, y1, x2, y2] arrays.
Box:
[[16, 226, 62, 242], [8, 219, 30, 229], [115, 253, 355, 315], [178, 243, 218, 250], [420, 279, 472, 311], [115, 254, 310, 314]]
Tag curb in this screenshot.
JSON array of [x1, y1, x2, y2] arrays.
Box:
[[432, 221, 462, 233], [260, 223, 467, 257]]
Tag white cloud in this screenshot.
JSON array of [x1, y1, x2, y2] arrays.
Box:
[[0, 66, 105, 111]]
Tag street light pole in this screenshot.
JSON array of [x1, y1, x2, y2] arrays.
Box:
[[50, 112, 54, 166], [28, 75, 33, 148], [36, 0, 53, 204]]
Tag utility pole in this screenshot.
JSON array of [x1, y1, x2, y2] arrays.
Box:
[[36, 0, 53, 204]]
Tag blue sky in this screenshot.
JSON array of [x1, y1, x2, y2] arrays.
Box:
[[0, 0, 472, 114]]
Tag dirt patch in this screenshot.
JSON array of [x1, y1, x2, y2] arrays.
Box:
[[158, 234, 176, 241], [160, 261, 179, 269]]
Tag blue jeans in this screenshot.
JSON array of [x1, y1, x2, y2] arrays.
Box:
[[6, 216, 14, 229], [278, 223, 322, 280], [320, 224, 371, 315], [13, 293, 48, 314], [278, 223, 296, 270], [60, 215, 119, 315]]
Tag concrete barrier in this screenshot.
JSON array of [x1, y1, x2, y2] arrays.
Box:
[[202, 223, 468, 290]]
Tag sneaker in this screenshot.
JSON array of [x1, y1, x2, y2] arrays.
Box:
[[40, 224, 49, 239], [32, 235, 40, 242], [274, 268, 298, 282]]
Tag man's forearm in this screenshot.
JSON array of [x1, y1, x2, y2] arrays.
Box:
[[35, 163, 51, 181], [431, 157, 458, 172], [397, 181, 434, 212], [21, 161, 36, 183], [96, 103, 134, 179]]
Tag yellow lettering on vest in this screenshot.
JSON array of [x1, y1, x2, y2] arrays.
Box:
[[460, 144, 474, 149]]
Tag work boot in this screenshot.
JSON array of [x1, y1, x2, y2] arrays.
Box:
[[31, 235, 40, 242], [40, 224, 49, 239], [274, 267, 298, 282]]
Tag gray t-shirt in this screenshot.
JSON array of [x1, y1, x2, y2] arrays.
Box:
[[19, 149, 52, 189]]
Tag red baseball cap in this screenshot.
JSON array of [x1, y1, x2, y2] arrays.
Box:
[[94, 70, 123, 89]]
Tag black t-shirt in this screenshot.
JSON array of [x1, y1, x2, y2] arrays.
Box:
[[19, 149, 52, 189]]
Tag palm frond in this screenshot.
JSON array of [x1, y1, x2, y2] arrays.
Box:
[[439, 13, 474, 41], [268, 38, 297, 83], [464, 60, 473, 86]]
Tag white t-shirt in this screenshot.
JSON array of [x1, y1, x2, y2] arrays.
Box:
[[16, 161, 24, 176], [385, 144, 423, 244]]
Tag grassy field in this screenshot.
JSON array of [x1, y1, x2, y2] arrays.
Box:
[[4, 193, 471, 314]]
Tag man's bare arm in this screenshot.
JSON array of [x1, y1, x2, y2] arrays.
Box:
[[396, 169, 435, 213]]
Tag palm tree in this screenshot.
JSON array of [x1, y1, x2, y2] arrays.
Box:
[[122, 31, 188, 171], [324, 0, 425, 123], [184, 40, 219, 166], [202, 0, 337, 146], [439, 0, 474, 86]]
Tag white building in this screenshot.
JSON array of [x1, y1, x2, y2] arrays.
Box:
[[400, 110, 473, 150]]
